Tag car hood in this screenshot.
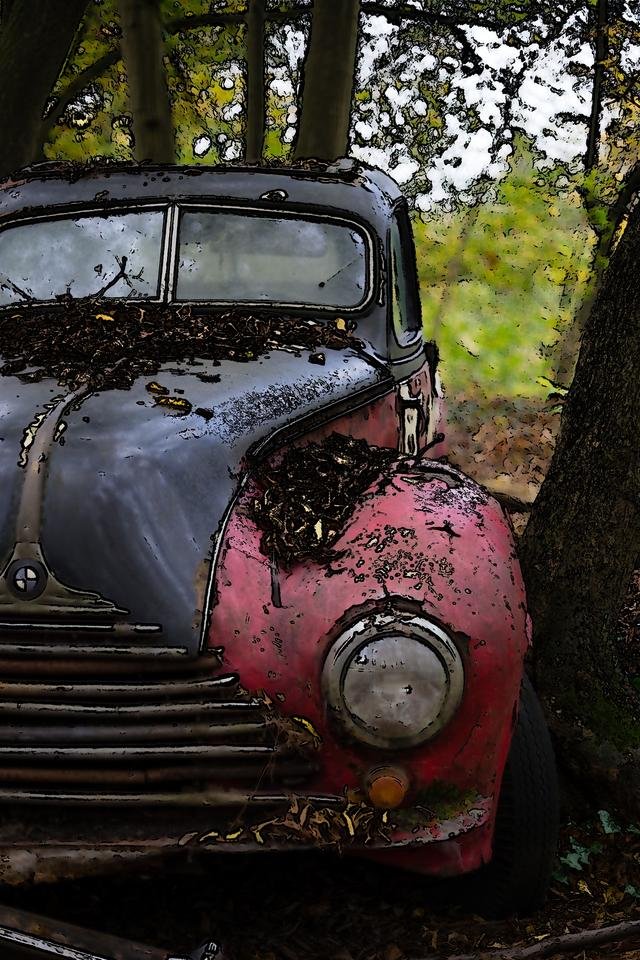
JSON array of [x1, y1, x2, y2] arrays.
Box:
[[0, 347, 390, 654]]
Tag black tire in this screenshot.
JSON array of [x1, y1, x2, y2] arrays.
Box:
[[459, 674, 560, 917]]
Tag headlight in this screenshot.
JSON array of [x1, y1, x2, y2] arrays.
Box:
[[322, 612, 464, 749]]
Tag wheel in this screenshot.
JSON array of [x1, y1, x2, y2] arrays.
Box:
[[459, 674, 560, 917]]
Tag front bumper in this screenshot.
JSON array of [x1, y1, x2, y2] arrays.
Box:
[[0, 792, 493, 885]]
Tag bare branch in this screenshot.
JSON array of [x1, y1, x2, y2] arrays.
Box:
[[0, 276, 33, 302], [42, 5, 309, 140], [91, 255, 129, 299], [585, 0, 609, 171], [43, 47, 120, 133], [418, 919, 640, 960]]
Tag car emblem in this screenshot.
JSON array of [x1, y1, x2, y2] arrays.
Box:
[[5, 558, 47, 600]]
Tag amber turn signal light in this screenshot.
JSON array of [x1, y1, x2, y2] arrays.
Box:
[[365, 765, 409, 809]]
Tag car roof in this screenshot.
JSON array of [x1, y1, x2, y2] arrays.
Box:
[[0, 159, 404, 236]]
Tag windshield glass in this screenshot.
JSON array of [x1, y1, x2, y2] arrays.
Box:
[[175, 210, 369, 308], [0, 210, 164, 305]]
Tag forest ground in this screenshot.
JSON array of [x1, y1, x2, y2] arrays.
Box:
[[5, 394, 640, 960]]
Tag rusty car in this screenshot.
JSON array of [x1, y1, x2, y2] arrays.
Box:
[[0, 158, 558, 915]]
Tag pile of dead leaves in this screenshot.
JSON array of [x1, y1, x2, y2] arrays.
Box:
[[249, 433, 396, 566], [197, 797, 391, 851], [0, 301, 360, 391]]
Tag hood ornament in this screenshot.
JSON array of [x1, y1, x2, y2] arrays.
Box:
[[0, 541, 127, 616], [6, 558, 47, 600]]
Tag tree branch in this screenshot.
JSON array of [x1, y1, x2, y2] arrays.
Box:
[[360, 3, 487, 74], [585, 0, 609, 171], [413, 919, 640, 960], [43, 47, 120, 132], [42, 5, 309, 140], [245, 0, 266, 163]]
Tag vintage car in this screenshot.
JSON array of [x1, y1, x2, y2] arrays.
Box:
[[0, 158, 558, 915]]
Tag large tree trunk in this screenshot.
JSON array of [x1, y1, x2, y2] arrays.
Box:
[[118, 0, 174, 163], [245, 0, 265, 163], [519, 186, 640, 798], [0, 0, 89, 179], [293, 0, 360, 161]]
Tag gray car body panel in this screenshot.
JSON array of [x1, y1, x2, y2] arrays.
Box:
[[0, 349, 390, 653]]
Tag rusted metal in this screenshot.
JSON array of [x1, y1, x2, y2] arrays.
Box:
[[0, 652, 221, 677], [0, 760, 316, 786], [0, 698, 260, 717], [0, 721, 270, 744], [0, 786, 297, 806], [0, 642, 188, 659], [0, 743, 277, 762], [0, 653, 317, 798], [0, 672, 229, 702], [0, 901, 213, 960]]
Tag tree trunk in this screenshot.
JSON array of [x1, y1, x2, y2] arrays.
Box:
[[585, 0, 608, 171], [552, 160, 640, 387], [245, 0, 265, 163], [293, 0, 360, 161], [519, 193, 640, 735], [118, 0, 174, 163], [0, 0, 89, 179]]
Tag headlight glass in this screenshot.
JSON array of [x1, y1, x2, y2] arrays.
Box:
[[323, 613, 464, 749]]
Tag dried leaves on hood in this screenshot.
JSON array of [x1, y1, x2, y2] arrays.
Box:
[[249, 433, 396, 567], [0, 301, 360, 391]]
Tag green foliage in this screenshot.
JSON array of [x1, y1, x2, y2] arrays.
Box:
[[598, 809, 622, 834], [413, 142, 595, 398], [45, 0, 249, 163], [554, 810, 640, 891], [560, 836, 603, 873]]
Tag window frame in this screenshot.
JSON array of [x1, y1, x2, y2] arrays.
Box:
[[0, 201, 378, 317]]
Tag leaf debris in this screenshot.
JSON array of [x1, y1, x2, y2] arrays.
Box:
[[249, 433, 396, 566], [0, 302, 360, 391]]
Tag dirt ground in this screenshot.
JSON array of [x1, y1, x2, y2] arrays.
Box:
[[4, 815, 639, 960], [4, 394, 640, 960]]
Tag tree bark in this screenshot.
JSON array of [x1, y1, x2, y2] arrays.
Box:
[[552, 161, 640, 386], [0, 0, 89, 179], [519, 188, 640, 727], [118, 0, 174, 163], [245, 0, 265, 163], [293, 0, 361, 161]]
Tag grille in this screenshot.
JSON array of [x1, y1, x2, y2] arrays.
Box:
[[0, 625, 317, 805]]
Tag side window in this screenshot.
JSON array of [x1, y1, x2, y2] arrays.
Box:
[[390, 205, 422, 349]]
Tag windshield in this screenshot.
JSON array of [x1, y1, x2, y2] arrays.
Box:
[[175, 210, 369, 309], [0, 210, 164, 305]]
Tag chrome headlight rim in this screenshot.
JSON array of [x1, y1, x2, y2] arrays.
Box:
[[322, 611, 465, 750]]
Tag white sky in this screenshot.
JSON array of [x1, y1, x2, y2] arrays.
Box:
[[349, 13, 597, 206], [192, 10, 640, 206]]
